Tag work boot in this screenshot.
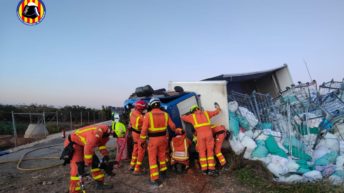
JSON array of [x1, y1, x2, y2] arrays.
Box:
[[133, 170, 145, 176], [150, 179, 163, 187], [128, 167, 134, 172], [202, 170, 208, 176], [207, 170, 219, 177], [95, 182, 113, 190], [221, 164, 230, 172], [160, 171, 167, 179], [113, 161, 119, 169]]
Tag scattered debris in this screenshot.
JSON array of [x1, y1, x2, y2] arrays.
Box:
[[227, 79, 344, 185]]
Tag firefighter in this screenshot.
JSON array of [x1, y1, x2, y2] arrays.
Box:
[[112, 113, 128, 168], [211, 125, 228, 168], [170, 129, 191, 174], [129, 100, 147, 174], [61, 124, 113, 193], [181, 103, 221, 176], [139, 97, 180, 186]]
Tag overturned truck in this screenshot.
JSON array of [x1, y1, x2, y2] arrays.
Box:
[[123, 71, 344, 185]]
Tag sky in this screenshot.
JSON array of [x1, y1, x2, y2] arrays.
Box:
[[1, 0, 343, 108]]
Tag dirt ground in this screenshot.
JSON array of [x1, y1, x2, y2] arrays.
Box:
[[6, 164, 250, 193], [0, 153, 252, 193], [0, 146, 252, 193], [1, 133, 342, 193]]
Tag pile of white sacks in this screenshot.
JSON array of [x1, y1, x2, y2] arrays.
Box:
[[227, 101, 344, 185]]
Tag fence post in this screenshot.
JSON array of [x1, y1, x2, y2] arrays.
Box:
[[70, 111, 73, 130], [43, 112, 46, 125], [88, 111, 90, 124], [251, 90, 261, 122], [80, 111, 83, 126], [43, 112, 48, 136], [56, 111, 59, 129], [29, 112, 32, 123], [93, 111, 95, 123], [11, 111, 17, 147]]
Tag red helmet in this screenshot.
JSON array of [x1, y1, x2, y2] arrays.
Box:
[[135, 100, 147, 111]]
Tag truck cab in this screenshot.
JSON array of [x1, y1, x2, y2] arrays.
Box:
[[123, 90, 200, 138]]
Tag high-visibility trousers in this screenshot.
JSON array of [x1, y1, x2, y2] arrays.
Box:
[[195, 127, 215, 171], [214, 133, 226, 166], [130, 132, 140, 168], [147, 136, 168, 181], [115, 137, 127, 164], [134, 139, 146, 173], [64, 140, 105, 193]]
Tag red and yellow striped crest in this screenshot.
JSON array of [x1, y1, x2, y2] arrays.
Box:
[[17, 0, 46, 26]]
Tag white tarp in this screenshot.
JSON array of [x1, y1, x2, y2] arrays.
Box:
[[24, 124, 49, 138]]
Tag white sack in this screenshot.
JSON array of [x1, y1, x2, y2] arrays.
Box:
[[303, 170, 323, 182], [278, 175, 304, 183], [340, 141, 344, 155], [313, 146, 330, 160], [287, 159, 300, 172], [240, 135, 257, 159], [267, 162, 288, 177], [238, 107, 258, 129], [336, 155, 344, 170], [238, 131, 245, 141], [254, 130, 268, 141], [266, 155, 289, 177], [245, 130, 254, 139], [329, 173, 344, 185], [228, 101, 238, 112], [324, 133, 340, 153], [229, 139, 245, 155]]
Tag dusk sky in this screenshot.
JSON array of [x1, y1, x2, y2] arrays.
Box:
[[1, 0, 343, 108]]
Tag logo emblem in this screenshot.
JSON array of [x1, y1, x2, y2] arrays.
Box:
[[17, 0, 46, 26]]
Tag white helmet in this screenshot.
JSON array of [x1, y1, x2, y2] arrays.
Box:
[[113, 112, 120, 122], [148, 97, 161, 107]]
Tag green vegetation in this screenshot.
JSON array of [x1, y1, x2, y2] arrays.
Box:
[[0, 104, 123, 135], [233, 162, 344, 193]]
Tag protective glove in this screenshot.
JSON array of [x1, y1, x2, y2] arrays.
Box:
[[140, 140, 146, 148], [192, 135, 197, 144], [100, 156, 115, 176], [175, 128, 184, 135], [76, 161, 86, 177], [102, 155, 110, 163], [214, 102, 220, 109]]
